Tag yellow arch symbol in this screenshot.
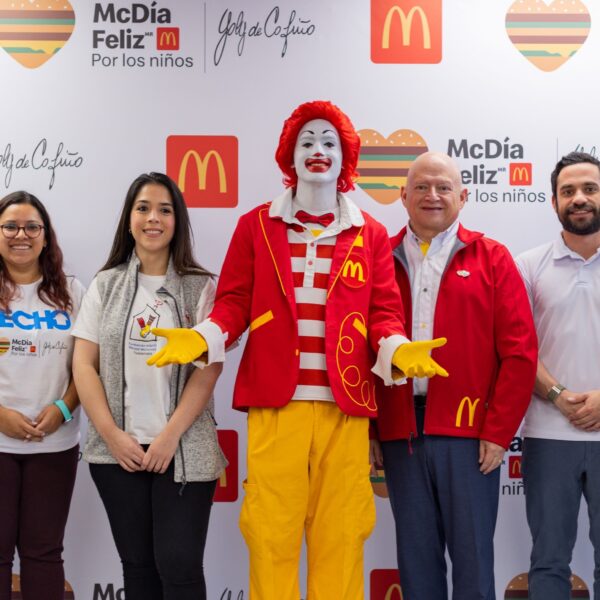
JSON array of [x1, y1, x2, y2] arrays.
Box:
[[382, 5, 431, 50], [178, 150, 227, 193], [455, 396, 480, 428], [384, 583, 404, 600]]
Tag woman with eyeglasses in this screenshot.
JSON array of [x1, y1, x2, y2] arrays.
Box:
[[0, 191, 84, 600], [72, 173, 225, 600]]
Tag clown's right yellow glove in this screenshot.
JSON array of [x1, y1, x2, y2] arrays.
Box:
[[146, 328, 208, 367], [392, 338, 449, 379]]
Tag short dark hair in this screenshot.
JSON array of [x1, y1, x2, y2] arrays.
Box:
[[551, 151, 600, 197], [101, 172, 212, 277]]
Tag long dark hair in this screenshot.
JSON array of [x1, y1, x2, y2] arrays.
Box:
[[101, 172, 212, 276], [0, 191, 72, 313]]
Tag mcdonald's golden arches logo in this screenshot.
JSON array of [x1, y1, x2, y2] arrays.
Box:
[[509, 163, 532, 186], [509, 455, 522, 479], [166, 135, 238, 208], [455, 396, 480, 428], [341, 254, 369, 289], [371, 0, 442, 63], [371, 569, 403, 600], [157, 27, 179, 50]]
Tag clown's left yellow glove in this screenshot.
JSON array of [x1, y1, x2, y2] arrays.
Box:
[[392, 338, 449, 379], [146, 328, 208, 367]]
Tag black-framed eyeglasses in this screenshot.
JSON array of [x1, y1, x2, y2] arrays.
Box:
[[0, 223, 45, 239]]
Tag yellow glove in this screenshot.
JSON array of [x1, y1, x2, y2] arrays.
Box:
[[392, 338, 449, 379], [146, 328, 208, 367]]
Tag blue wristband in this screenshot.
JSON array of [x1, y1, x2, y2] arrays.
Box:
[[53, 399, 73, 423]]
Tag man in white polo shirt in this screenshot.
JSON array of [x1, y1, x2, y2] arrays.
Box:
[[516, 151, 600, 599]]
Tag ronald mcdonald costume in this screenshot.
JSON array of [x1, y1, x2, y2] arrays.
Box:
[[148, 101, 447, 600]]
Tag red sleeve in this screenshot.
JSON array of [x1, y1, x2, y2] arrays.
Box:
[[480, 245, 538, 448], [367, 219, 408, 354], [208, 213, 255, 347]]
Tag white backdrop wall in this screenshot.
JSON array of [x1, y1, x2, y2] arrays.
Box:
[[2, 0, 597, 597]]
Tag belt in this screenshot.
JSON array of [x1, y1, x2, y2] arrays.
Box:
[[414, 395, 426, 408]]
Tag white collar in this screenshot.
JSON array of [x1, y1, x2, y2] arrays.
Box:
[[268, 188, 365, 228]]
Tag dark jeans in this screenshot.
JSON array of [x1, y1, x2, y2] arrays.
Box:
[[523, 437, 600, 600], [382, 406, 499, 600], [90, 462, 216, 600], [0, 445, 79, 600]]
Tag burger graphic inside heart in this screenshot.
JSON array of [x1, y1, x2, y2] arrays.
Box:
[[506, 0, 591, 72], [0, 0, 75, 69], [356, 129, 428, 205]]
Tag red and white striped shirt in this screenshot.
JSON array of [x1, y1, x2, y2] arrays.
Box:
[[288, 225, 337, 401]]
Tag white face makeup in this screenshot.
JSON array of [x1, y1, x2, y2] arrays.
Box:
[[293, 119, 342, 186]]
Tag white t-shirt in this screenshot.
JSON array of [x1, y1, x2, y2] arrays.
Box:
[[0, 277, 85, 454], [73, 273, 215, 444]]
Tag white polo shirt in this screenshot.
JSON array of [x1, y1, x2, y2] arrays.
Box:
[[516, 237, 600, 441]]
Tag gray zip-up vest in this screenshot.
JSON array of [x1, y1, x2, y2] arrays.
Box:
[[82, 253, 227, 483]]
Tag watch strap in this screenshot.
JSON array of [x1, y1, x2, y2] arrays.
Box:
[[546, 384, 566, 403]]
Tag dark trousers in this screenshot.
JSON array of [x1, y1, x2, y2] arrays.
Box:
[[0, 445, 79, 600], [382, 406, 500, 600], [90, 462, 216, 600], [523, 437, 600, 600]]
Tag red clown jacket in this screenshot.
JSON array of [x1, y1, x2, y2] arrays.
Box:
[[208, 197, 408, 418], [375, 224, 537, 449]]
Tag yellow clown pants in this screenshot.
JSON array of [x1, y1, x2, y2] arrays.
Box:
[[239, 401, 376, 600]]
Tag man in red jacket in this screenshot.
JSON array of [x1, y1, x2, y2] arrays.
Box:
[[148, 101, 447, 600], [372, 152, 537, 600]]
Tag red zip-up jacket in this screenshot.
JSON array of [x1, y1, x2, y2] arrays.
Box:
[[375, 224, 537, 449]]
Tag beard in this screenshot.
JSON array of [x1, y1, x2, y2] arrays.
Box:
[[559, 203, 600, 235]]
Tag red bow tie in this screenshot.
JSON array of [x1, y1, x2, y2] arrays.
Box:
[[294, 210, 335, 228]]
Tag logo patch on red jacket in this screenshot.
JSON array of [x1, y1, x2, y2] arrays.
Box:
[[340, 254, 369, 288]]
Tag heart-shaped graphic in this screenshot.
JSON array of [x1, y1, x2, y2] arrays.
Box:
[[356, 129, 428, 205], [506, 0, 591, 72], [0, 0, 75, 69]]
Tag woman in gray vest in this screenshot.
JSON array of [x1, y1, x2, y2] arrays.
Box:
[[72, 172, 226, 600]]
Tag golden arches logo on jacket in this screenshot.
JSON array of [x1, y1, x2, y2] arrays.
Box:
[[213, 430, 238, 502], [371, 0, 442, 63], [455, 396, 480, 428], [357, 129, 428, 205], [505, 572, 589, 598], [371, 569, 403, 600], [11, 574, 74, 598], [0, 0, 75, 69], [506, 0, 590, 72], [166, 136, 238, 208], [341, 254, 369, 288]]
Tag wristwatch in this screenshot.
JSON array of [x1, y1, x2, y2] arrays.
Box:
[[546, 384, 566, 403]]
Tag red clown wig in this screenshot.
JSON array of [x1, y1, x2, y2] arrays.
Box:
[[275, 100, 360, 193]]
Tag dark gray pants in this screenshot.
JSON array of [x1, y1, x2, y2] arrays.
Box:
[[382, 407, 499, 600], [523, 437, 600, 599]]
